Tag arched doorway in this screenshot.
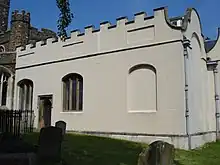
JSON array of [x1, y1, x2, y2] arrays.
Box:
[[43, 98, 52, 127], [38, 95, 53, 128]]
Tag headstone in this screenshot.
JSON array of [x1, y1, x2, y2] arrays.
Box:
[[37, 126, 63, 163], [137, 140, 175, 165], [55, 120, 66, 136], [0, 106, 9, 110]]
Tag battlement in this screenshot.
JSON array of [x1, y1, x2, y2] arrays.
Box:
[[11, 10, 30, 23], [16, 7, 187, 53]]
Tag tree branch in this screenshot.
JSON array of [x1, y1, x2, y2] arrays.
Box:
[[56, 0, 73, 41]]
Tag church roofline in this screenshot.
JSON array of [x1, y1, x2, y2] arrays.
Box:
[[205, 28, 220, 53], [164, 7, 203, 34], [16, 6, 206, 53], [15, 7, 170, 52]]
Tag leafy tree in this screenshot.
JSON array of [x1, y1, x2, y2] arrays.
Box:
[[56, 0, 73, 41]]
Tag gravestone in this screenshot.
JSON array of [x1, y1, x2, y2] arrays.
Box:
[[37, 126, 63, 163], [137, 140, 175, 165], [55, 120, 66, 136]]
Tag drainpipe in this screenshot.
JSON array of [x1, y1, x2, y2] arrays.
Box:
[[183, 36, 191, 150], [207, 60, 220, 139], [213, 66, 220, 139], [207, 60, 220, 140]]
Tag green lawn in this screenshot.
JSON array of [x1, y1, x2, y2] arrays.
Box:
[[22, 132, 220, 165], [175, 142, 220, 165]]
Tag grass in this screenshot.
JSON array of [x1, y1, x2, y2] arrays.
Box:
[[175, 142, 220, 165], [22, 132, 220, 165]]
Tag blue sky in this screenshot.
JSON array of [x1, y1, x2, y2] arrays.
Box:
[[10, 0, 219, 39]]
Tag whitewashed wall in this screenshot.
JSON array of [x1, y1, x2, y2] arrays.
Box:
[[15, 7, 185, 136], [184, 9, 216, 148], [14, 7, 219, 149]]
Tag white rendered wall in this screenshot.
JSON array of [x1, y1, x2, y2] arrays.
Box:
[[15, 42, 185, 135], [184, 9, 216, 136], [15, 8, 186, 136]]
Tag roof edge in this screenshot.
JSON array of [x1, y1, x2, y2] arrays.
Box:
[[164, 8, 203, 33], [206, 28, 220, 53]]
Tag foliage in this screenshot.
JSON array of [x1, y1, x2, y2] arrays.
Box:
[[56, 0, 73, 41], [175, 141, 220, 165]]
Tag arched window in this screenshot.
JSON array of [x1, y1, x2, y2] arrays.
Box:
[[62, 73, 83, 111], [0, 45, 5, 52], [0, 69, 10, 106], [17, 79, 33, 110], [127, 64, 157, 112]]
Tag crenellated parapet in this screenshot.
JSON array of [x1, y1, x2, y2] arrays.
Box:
[[16, 7, 189, 55], [11, 10, 30, 23]]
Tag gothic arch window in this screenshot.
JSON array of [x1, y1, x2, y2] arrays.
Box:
[[62, 73, 83, 111], [0, 67, 10, 106], [127, 64, 157, 112], [0, 45, 5, 52], [17, 79, 33, 110]]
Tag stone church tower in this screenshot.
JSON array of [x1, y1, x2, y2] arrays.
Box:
[[9, 10, 30, 51], [0, 0, 10, 33], [0, 0, 57, 109]]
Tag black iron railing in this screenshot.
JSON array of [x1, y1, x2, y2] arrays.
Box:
[[0, 110, 34, 136]]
